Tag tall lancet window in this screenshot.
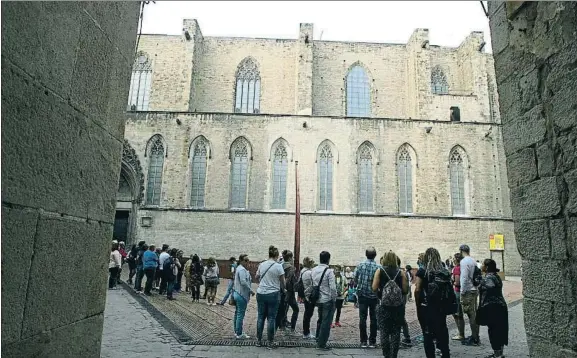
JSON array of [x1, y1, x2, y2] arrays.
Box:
[[190, 137, 208, 208], [146, 135, 165, 205], [271, 141, 288, 209], [397, 145, 413, 214], [234, 57, 261, 114], [346, 65, 371, 117], [358, 143, 374, 212], [128, 52, 152, 110], [450, 147, 466, 215], [318, 144, 334, 211], [431, 66, 449, 94], [230, 138, 250, 209]]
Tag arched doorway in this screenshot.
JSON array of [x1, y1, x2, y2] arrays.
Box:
[[114, 141, 144, 245]]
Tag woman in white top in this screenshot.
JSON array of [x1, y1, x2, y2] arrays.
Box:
[[255, 245, 286, 348], [109, 242, 122, 289]]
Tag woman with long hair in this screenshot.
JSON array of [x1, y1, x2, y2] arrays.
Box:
[[372, 251, 408, 358], [203, 257, 220, 305], [477, 259, 508, 358], [414, 247, 450, 358], [232, 254, 255, 339], [189, 254, 204, 302], [255, 245, 286, 349], [108, 242, 122, 289]]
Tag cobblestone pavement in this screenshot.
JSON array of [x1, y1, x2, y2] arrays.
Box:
[[101, 286, 529, 357], [128, 275, 522, 347]]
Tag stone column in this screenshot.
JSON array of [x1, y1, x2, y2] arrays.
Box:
[[489, 1, 577, 357], [1, 2, 139, 356]]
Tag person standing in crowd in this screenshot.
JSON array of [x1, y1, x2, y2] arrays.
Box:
[[218, 257, 238, 305], [372, 251, 408, 358], [109, 242, 122, 289], [405, 265, 413, 302], [477, 259, 508, 358], [134, 241, 146, 293], [255, 245, 285, 349], [174, 250, 185, 293], [310, 251, 336, 351], [355, 247, 380, 348], [162, 248, 178, 300], [153, 246, 162, 290], [397, 258, 412, 348], [344, 266, 354, 305], [117, 241, 127, 283], [414, 247, 451, 358], [277, 250, 299, 335], [417, 252, 425, 269], [184, 254, 193, 293], [459, 244, 480, 346], [189, 254, 204, 302], [142, 244, 157, 296], [203, 257, 220, 305], [331, 265, 347, 328], [451, 252, 466, 341], [233, 254, 255, 339], [158, 244, 171, 295], [127, 244, 138, 285], [299, 257, 316, 339]]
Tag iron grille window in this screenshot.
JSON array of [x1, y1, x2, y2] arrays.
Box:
[[346, 65, 371, 117], [190, 138, 208, 208], [146, 135, 164, 205], [271, 143, 288, 209], [358, 144, 374, 212], [398, 146, 413, 214], [230, 139, 249, 209], [128, 53, 152, 111], [318, 145, 334, 211], [234, 58, 261, 114], [431, 66, 449, 95], [450, 149, 466, 215]]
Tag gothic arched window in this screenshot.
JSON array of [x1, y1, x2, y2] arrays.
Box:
[[397, 145, 414, 214], [318, 142, 334, 211], [431, 66, 449, 94], [271, 140, 289, 209], [450, 147, 466, 215], [358, 142, 374, 212], [128, 52, 152, 111], [230, 137, 251, 209], [190, 137, 208, 208], [346, 65, 371, 117], [146, 135, 164, 205], [234, 57, 261, 114]]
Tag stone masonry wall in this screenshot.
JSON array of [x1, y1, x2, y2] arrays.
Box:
[[1, 2, 139, 357], [489, 1, 577, 356]]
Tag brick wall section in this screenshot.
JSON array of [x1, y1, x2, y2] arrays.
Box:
[[489, 1, 577, 356], [1, 2, 139, 356]]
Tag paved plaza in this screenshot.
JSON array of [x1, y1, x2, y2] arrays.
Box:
[[101, 276, 528, 357]]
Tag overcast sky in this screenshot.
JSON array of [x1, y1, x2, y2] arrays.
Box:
[[142, 1, 492, 51]]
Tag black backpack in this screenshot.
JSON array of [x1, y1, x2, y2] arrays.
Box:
[[309, 267, 329, 305], [295, 270, 307, 299], [473, 266, 483, 287], [426, 269, 458, 315]]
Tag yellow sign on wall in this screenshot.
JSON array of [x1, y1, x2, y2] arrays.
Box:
[[489, 234, 505, 251]]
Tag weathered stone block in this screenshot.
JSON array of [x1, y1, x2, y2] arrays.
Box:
[[519, 69, 540, 114], [1, 61, 122, 223], [2, 314, 104, 358], [568, 217, 577, 259], [502, 105, 546, 156], [536, 143, 555, 177], [565, 169, 577, 215], [546, 68, 577, 131], [556, 132, 577, 176], [553, 303, 577, 351], [507, 147, 537, 188], [515, 220, 549, 259], [510, 177, 561, 220], [489, 1, 511, 55], [550, 219, 568, 260], [523, 260, 572, 303], [524, 298, 554, 339], [21, 214, 111, 338], [0, 206, 39, 345], [0, 2, 82, 96]]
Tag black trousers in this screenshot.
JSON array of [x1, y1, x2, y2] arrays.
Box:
[[191, 284, 201, 300], [144, 268, 155, 294], [277, 291, 299, 330], [418, 305, 450, 358], [159, 270, 168, 294], [358, 296, 378, 344], [334, 299, 344, 322], [108, 267, 119, 288], [302, 300, 316, 336]]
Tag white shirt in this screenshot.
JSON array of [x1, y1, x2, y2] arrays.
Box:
[[309, 264, 337, 303], [460, 256, 477, 293], [109, 250, 121, 269], [256, 260, 284, 295], [158, 252, 170, 270]]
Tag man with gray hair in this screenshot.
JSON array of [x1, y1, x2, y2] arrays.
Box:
[[354, 247, 380, 348]]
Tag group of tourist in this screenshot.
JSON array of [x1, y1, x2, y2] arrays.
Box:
[[109, 241, 509, 358]]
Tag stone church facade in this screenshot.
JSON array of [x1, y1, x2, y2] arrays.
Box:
[[118, 20, 520, 272]]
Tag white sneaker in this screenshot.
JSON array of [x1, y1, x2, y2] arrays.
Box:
[[206, 302, 211, 306], [235, 333, 250, 339]]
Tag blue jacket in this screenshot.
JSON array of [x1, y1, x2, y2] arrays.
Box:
[[143, 250, 158, 270]]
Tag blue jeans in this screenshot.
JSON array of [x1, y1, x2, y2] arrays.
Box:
[[256, 291, 280, 342], [316, 301, 335, 348], [233, 291, 248, 335], [134, 265, 144, 291], [220, 280, 234, 304]]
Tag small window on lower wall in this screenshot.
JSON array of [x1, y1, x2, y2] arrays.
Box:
[[141, 217, 152, 227], [450, 106, 461, 122]]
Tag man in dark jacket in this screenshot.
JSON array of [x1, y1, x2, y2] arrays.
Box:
[[276, 250, 300, 334], [134, 241, 146, 292]]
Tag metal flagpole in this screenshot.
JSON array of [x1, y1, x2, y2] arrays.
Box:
[[294, 161, 301, 274]]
